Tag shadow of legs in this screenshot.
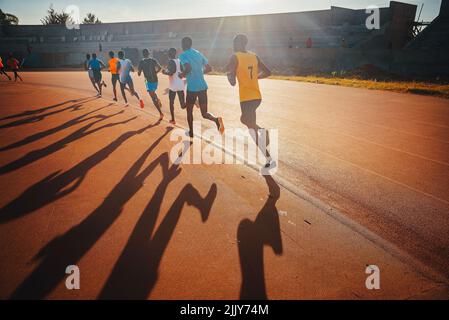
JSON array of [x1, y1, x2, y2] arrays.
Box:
[[99, 162, 217, 300], [0, 122, 163, 225], [238, 175, 283, 300], [9, 127, 172, 299]]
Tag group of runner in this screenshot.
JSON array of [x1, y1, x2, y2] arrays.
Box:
[[84, 34, 274, 168], [0, 53, 23, 82]]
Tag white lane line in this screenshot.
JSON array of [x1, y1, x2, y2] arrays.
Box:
[[12, 81, 449, 205], [98, 93, 449, 207], [9, 85, 448, 284], [295, 118, 449, 167], [14, 81, 449, 280], [291, 140, 449, 206]]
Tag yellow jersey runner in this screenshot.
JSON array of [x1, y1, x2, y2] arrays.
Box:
[[235, 51, 262, 102]]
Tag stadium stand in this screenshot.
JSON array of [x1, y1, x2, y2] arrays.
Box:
[[1, 1, 447, 76]]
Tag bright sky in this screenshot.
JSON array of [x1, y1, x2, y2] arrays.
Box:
[[0, 0, 442, 25]]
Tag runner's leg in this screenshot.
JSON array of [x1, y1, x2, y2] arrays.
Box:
[[240, 100, 271, 159], [186, 91, 196, 137], [112, 75, 118, 101], [90, 77, 99, 93], [97, 71, 103, 96], [127, 79, 140, 100], [198, 90, 223, 133], [169, 90, 176, 122], [177, 91, 186, 109], [120, 82, 128, 104], [1, 69, 11, 80], [148, 91, 163, 115]]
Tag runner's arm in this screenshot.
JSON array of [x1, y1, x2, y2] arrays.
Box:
[[203, 64, 212, 74], [163, 60, 176, 76], [257, 56, 271, 79], [201, 52, 211, 74], [179, 63, 191, 79], [155, 60, 162, 74], [137, 60, 144, 76], [226, 54, 238, 86]]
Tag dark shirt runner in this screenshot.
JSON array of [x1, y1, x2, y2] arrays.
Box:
[[166, 59, 177, 76], [138, 57, 161, 83]]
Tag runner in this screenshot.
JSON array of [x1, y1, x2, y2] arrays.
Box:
[[117, 51, 144, 108], [7, 53, 23, 82], [108, 51, 120, 101], [162, 48, 186, 125], [0, 56, 12, 81], [138, 48, 163, 119], [84, 54, 99, 94], [226, 34, 274, 169], [88, 53, 107, 97], [179, 37, 224, 138]]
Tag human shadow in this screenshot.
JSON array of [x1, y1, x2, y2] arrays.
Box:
[[10, 127, 172, 299], [237, 175, 283, 300], [99, 143, 217, 299], [0, 96, 95, 122], [0, 109, 132, 175], [0, 97, 98, 130], [0, 104, 113, 152], [0, 121, 162, 225]]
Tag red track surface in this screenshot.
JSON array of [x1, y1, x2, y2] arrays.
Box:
[[0, 72, 448, 299]]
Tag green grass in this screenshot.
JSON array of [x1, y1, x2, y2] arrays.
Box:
[[269, 75, 449, 99], [210, 71, 449, 99]]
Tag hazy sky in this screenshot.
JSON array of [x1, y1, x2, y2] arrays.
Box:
[[0, 0, 442, 25]]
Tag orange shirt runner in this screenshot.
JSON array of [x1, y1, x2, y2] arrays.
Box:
[[108, 57, 119, 74]]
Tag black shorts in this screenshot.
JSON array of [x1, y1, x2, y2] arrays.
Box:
[[186, 90, 207, 106], [240, 99, 262, 125], [169, 90, 185, 102], [93, 69, 102, 83], [111, 74, 119, 86]]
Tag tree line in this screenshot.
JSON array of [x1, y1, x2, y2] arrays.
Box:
[[0, 5, 102, 26]]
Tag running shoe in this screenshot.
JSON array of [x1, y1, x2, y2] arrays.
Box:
[[260, 160, 277, 175], [217, 117, 225, 135]]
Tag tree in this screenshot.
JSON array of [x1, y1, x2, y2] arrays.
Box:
[[0, 9, 19, 25], [41, 4, 72, 25], [83, 13, 102, 24]]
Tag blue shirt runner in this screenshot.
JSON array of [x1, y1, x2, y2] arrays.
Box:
[[179, 48, 209, 92]]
